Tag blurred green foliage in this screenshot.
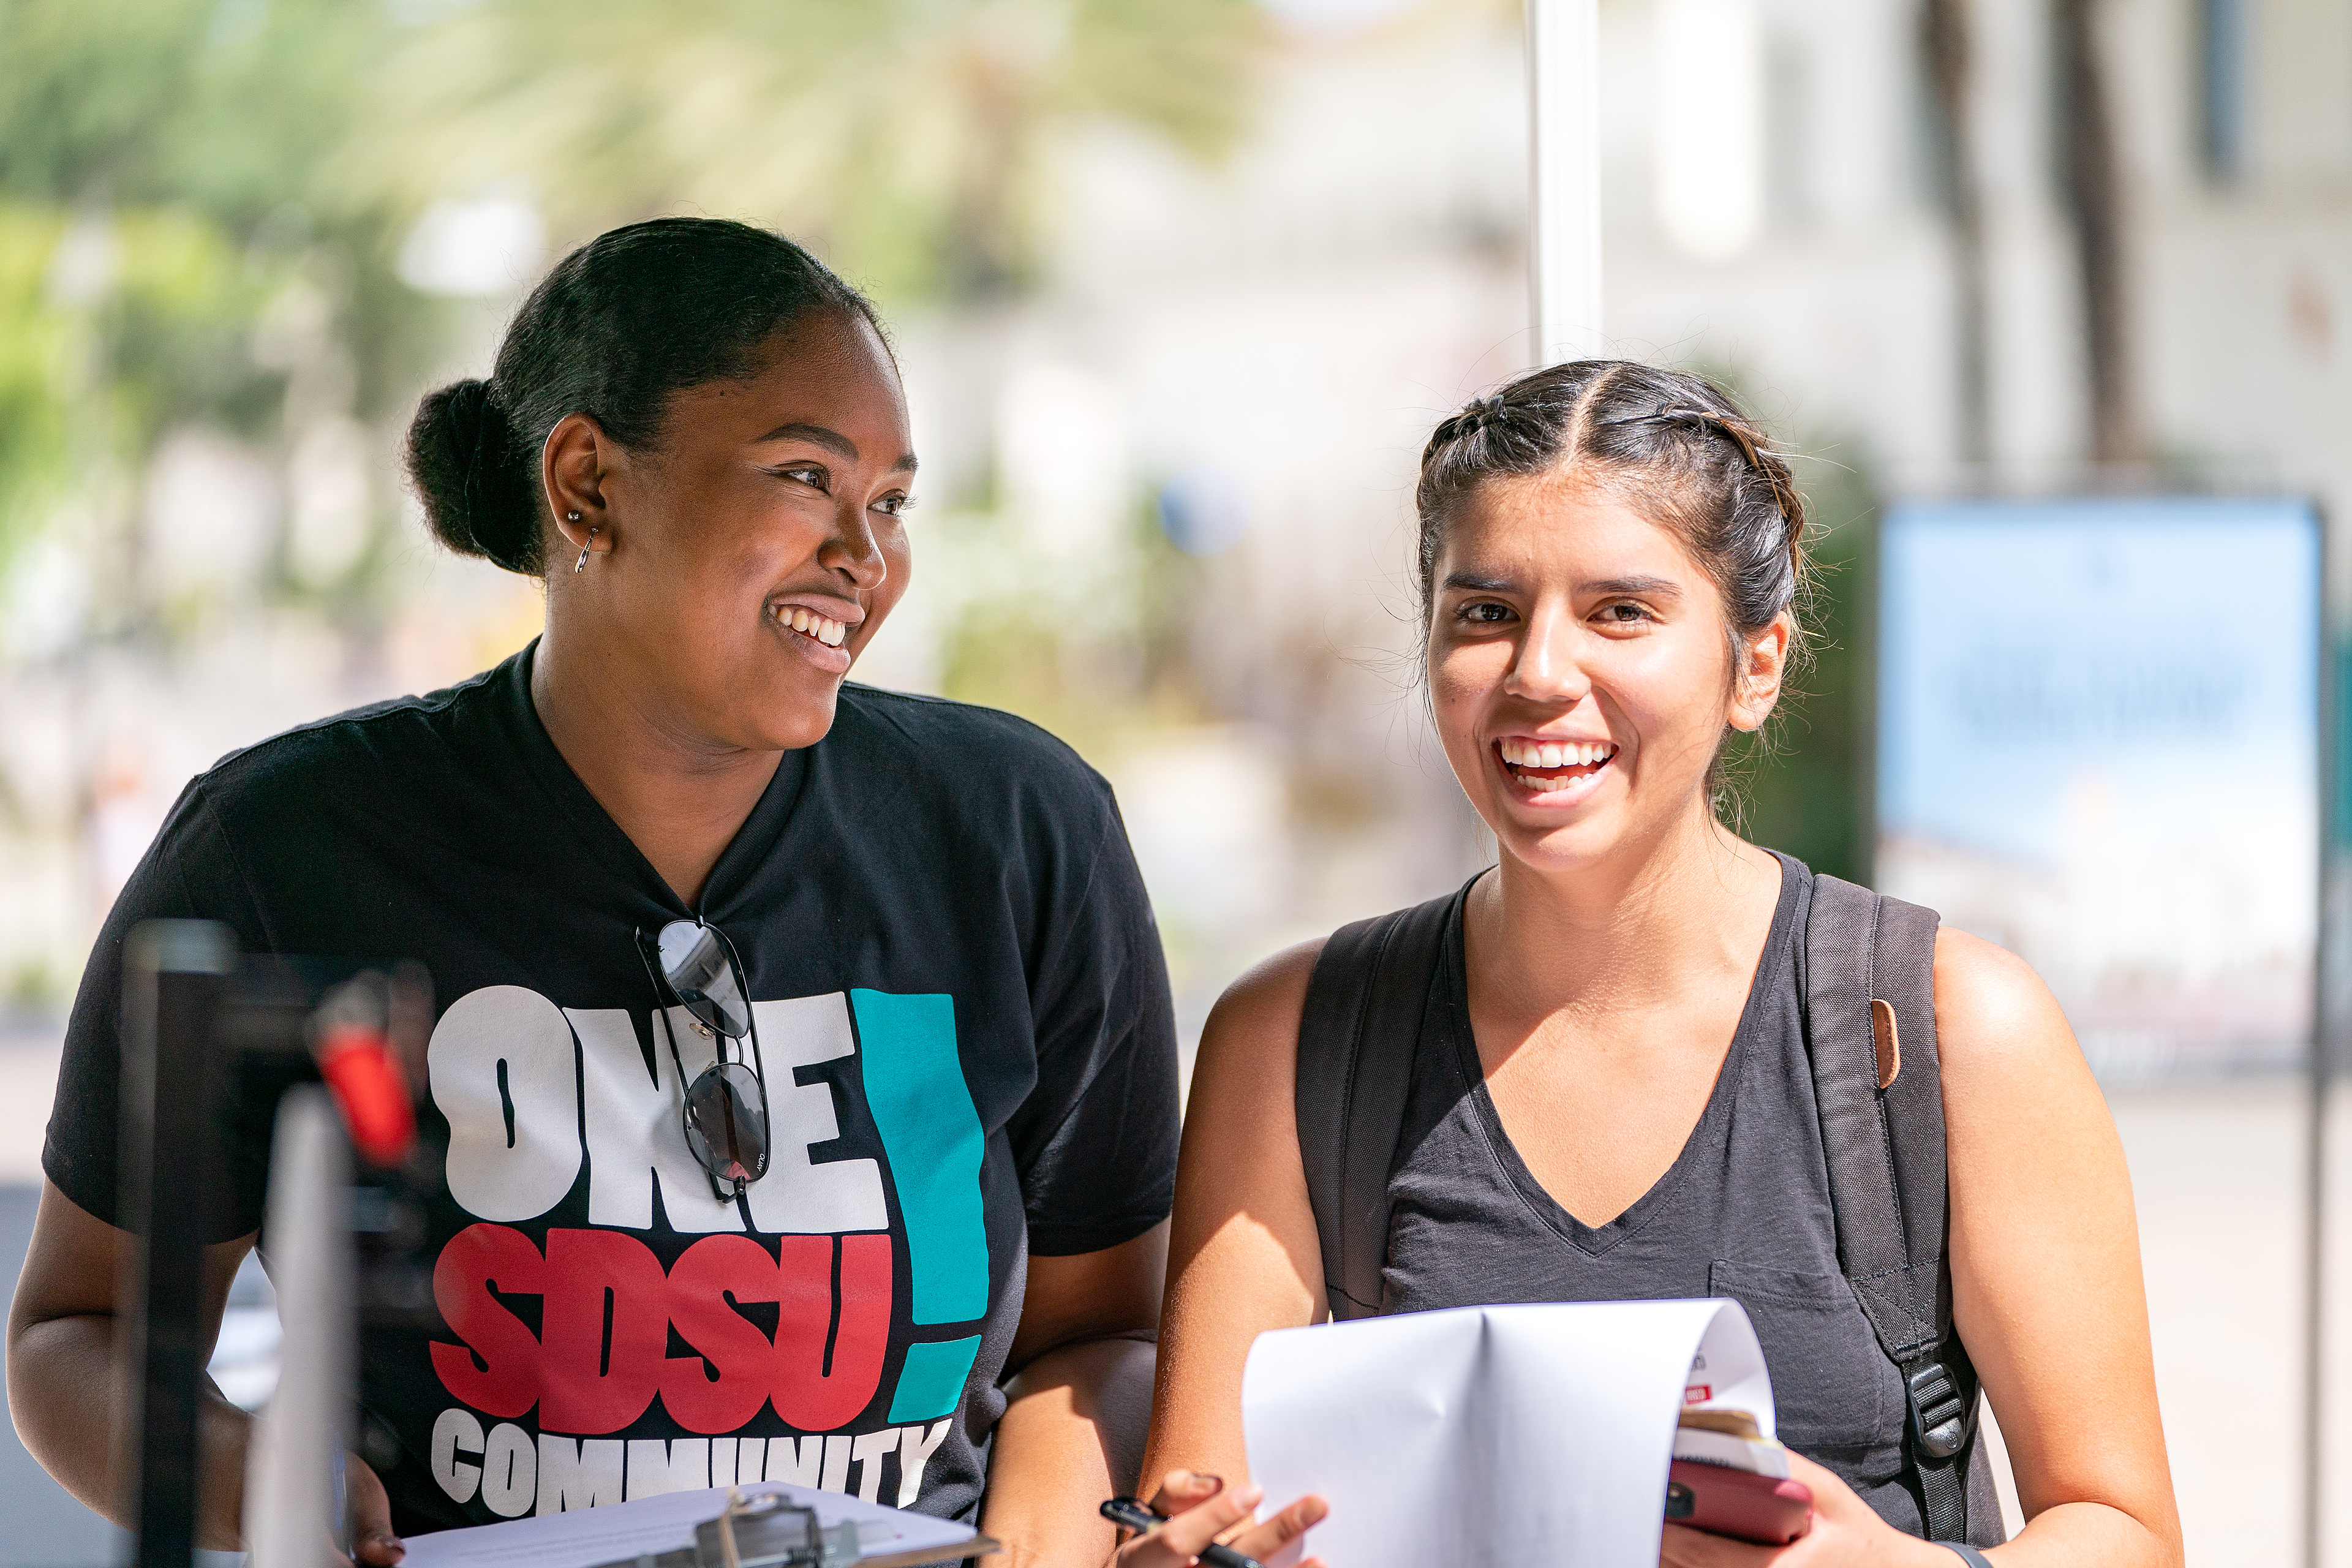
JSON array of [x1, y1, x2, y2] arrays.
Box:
[[0, 0, 1263, 600], [0, 0, 418, 588], [0, 0, 375, 224], [929, 488, 1208, 760], [1723, 447, 1877, 884], [0, 209, 74, 540], [377, 0, 1265, 301]]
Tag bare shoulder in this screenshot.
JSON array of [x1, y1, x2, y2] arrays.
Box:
[[1931, 925, 2104, 1117], [1190, 938, 1326, 1102], [1206, 938, 1326, 1039], [1933, 927, 2078, 1063]]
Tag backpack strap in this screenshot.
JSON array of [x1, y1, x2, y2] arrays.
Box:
[[1803, 873, 1981, 1542], [1294, 889, 1460, 1321]]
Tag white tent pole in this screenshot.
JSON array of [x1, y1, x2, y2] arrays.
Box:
[[245, 1090, 353, 1568], [1527, 0, 1603, 366]]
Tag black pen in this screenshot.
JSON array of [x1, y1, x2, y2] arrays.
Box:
[[1100, 1496, 1265, 1568]]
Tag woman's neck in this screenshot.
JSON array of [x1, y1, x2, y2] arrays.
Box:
[[530, 624, 783, 909], [1468, 803, 1783, 1028]]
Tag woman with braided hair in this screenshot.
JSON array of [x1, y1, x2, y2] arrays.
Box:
[[1128, 363, 2181, 1567]]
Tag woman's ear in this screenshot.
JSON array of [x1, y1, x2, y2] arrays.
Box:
[[544, 413, 615, 561], [1727, 612, 1793, 732]]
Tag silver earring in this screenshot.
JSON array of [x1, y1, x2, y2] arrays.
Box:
[[570, 513, 598, 573]]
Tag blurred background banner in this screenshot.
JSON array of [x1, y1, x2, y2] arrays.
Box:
[[1878, 496, 2323, 1079]]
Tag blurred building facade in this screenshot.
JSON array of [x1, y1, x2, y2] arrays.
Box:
[[885, 0, 2352, 1041]]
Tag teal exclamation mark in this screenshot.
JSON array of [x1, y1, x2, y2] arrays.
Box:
[[851, 990, 989, 1422]]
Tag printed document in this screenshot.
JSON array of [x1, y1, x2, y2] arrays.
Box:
[[1243, 1299, 1776, 1568]]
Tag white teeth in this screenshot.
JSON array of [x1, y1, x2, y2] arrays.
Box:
[[1501, 738, 1618, 772], [774, 605, 851, 647]]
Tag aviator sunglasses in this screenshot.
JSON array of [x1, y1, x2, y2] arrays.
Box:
[[638, 919, 771, 1201]]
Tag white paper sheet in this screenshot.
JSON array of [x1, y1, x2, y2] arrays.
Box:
[[1242, 1300, 1774, 1568], [398, 1482, 979, 1568]]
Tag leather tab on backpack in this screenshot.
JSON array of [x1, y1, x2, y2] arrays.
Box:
[[1871, 997, 1901, 1090]]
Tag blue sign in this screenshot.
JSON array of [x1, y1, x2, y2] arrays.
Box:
[[1877, 497, 2321, 1076]]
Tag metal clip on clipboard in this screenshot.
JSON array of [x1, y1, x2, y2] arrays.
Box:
[[597, 1490, 862, 1568]]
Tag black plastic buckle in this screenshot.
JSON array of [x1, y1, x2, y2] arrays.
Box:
[[1905, 1359, 1969, 1459]]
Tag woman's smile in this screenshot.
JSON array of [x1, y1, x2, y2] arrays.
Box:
[[765, 594, 860, 674], [1494, 734, 1620, 805]]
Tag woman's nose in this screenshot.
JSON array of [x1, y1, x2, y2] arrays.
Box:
[[1505, 607, 1592, 705], [822, 500, 888, 591]]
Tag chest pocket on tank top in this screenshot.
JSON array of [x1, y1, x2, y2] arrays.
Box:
[[1708, 1259, 1902, 1455]]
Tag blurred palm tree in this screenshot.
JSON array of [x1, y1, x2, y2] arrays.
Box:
[[372, 0, 1266, 303], [0, 0, 1265, 605], [0, 0, 418, 597]]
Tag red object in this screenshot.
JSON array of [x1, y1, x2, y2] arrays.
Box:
[[315, 1024, 417, 1166], [1665, 1461, 1814, 1546], [428, 1226, 900, 1434]]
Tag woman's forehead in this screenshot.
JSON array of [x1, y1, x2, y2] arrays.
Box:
[[1440, 478, 1698, 580], [674, 312, 909, 441]]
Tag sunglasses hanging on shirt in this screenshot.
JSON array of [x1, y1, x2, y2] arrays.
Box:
[[639, 919, 771, 1201]]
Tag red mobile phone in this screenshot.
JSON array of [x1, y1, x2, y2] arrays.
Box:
[[1663, 1460, 1814, 1546]]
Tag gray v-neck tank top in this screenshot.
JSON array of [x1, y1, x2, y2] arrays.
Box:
[[1375, 853, 1998, 1539]]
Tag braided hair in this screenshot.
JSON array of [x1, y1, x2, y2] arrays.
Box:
[[1417, 360, 1808, 660], [1414, 360, 1814, 802]]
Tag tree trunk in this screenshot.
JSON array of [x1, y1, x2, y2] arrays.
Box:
[[1920, 0, 1989, 468], [2056, 0, 2139, 464]]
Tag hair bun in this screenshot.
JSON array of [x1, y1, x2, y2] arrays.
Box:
[[402, 377, 541, 573]]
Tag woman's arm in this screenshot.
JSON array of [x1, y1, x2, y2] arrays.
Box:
[[6, 1179, 404, 1564], [6, 1179, 256, 1548], [1669, 933, 2188, 1568], [1933, 928, 2183, 1566], [1139, 941, 1329, 1491], [981, 1224, 1167, 1567]]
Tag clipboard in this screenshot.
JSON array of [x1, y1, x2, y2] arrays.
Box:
[[400, 1482, 991, 1568], [592, 1536, 1000, 1568]]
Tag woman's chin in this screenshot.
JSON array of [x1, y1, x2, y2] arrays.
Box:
[[1488, 793, 1640, 873], [712, 674, 840, 754]]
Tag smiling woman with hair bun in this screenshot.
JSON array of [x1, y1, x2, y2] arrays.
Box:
[[10, 217, 1319, 1568]]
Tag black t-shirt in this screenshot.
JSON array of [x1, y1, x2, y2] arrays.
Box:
[[44, 645, 1180, 1536]]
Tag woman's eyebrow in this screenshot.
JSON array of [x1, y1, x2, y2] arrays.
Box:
[[755, 420, 919, 473], [1441, 570, 1519, 593], [757, 420, 857, 456], [1580, 575, 1682, 598]]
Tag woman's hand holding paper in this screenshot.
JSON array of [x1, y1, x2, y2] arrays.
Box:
[[339, 1452, 404, 1568], [1660, 1453, 1963, 1567], [1112, 1470, 1328, 1568]]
